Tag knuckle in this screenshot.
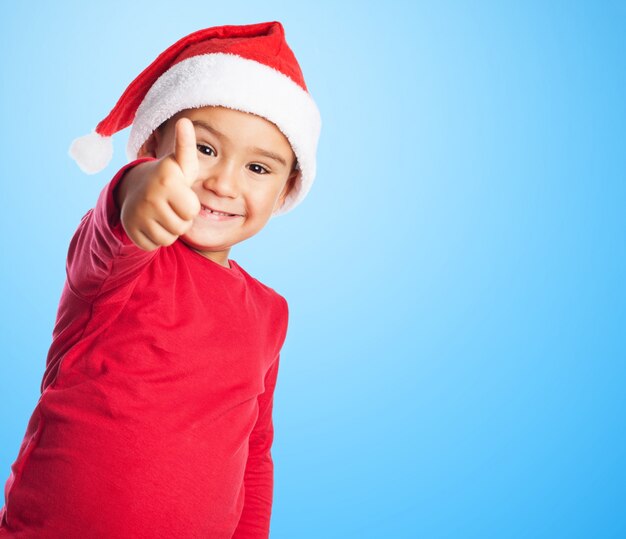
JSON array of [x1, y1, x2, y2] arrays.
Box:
[[178, 209, 194, 221], [143, 190, 162, 209], [137, 237, 154, 251], [157, 173, 175, 190], [163, 230, 178, 246], [186, 193, 202, 215], [145, 223, 161, 243], [178, 202, 199, 221], [148, 223, 177, 247]]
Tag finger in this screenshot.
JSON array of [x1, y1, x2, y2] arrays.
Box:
[[154, 207, 194, 237], [136, 230, 160, 251], [143, 221, 180, 247], [167, 186, 201, 221], [173, 117, 199, 186]]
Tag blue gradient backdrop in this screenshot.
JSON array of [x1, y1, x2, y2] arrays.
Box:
[[1, 1, 625, 537]]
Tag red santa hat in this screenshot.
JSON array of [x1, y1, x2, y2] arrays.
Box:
[[68, 21, 321, 217]]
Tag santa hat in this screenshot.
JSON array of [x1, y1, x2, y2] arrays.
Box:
[[68, 21, 321, 217]]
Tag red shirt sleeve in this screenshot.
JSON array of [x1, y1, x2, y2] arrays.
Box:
[[231, 354, 281, 539], [65, 156, 159, 302]]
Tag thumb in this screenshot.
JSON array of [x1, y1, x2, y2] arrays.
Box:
[[173, 117, 199, 185]]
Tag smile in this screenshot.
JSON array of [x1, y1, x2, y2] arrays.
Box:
[[200, 205, 242, 220]]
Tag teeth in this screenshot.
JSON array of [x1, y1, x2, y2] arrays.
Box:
[[203, 206, 235, 217]]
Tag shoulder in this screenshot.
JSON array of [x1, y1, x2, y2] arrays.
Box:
[[231, 260, 290, 351], [231, 260, 289, 316]]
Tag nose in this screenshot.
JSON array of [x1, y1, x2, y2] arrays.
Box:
[[201, 159, 238, 198]]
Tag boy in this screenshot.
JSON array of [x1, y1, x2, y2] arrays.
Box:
[[0, 21, 321, 538]]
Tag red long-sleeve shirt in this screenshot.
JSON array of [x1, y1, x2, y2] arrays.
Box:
[[0, 158, 288, 538]]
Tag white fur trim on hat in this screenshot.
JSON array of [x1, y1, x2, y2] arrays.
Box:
[[126, 52, 321, 217], [69, 131, 114, 174]]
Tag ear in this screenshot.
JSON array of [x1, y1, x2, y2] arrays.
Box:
[[275, 168, 300, 212], [137, 130, 160, 158]]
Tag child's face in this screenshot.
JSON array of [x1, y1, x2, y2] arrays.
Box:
[[138, 106, 298, 266]]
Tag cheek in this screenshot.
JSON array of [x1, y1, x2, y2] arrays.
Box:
[[250, 193, 281, 217]]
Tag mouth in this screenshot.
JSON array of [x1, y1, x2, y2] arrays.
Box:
[[200, 204, 243, 219]]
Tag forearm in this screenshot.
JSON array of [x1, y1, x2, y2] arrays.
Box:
[[66, 157, 158, 300], [231, 455, 274, 538], [231, 356, 281, 538]]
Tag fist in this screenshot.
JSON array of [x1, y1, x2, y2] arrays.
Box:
[[117, 117, 203, 251]]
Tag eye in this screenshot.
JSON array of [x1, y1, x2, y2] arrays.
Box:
[[197, 144, 215, 157], [249, 163, 269, 175]]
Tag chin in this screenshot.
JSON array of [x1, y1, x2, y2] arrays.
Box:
[[179, 235, 214, 249]]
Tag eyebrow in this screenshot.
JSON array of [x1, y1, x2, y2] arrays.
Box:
[[192, 119, 289, 167]]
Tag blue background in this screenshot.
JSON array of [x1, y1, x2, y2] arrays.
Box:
[[1, 1, 625, 537]]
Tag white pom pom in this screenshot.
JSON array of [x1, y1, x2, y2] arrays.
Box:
[[68, 131, 114, 174]]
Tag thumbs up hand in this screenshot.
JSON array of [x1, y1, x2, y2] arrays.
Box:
[[115, 117, 203, 251], [172, 117, 200, 188]]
